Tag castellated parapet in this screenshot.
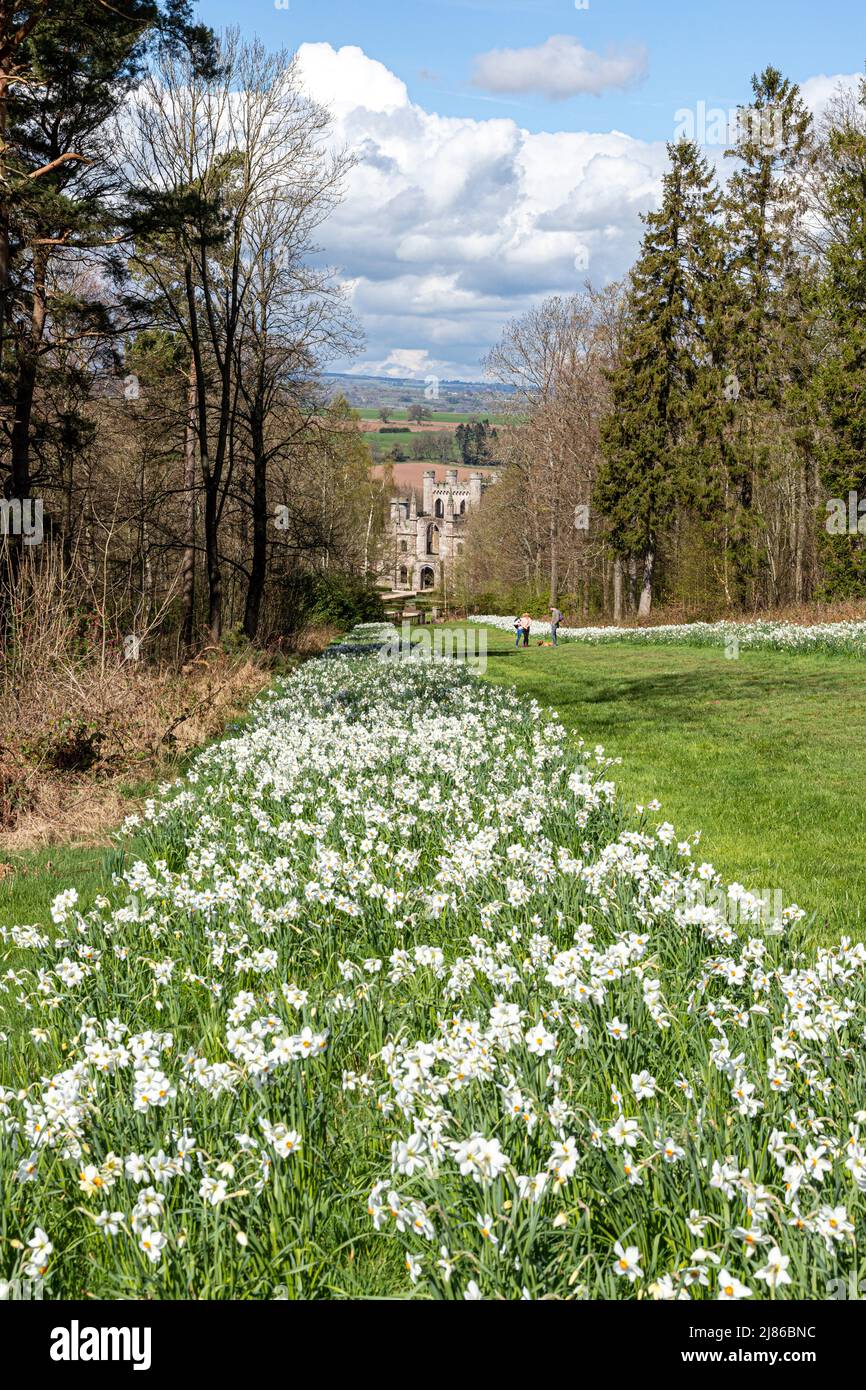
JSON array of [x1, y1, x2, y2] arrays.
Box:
[[387, 468, 492, 592]]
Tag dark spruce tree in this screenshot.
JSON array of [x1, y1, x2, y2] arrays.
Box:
[[721, 66, 813, 605], [0, 1, 214, 504], [816, 77, 866, 597], [595, 139, 722, 617]]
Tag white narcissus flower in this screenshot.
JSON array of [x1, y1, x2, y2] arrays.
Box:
[[475, 1213, 499, 1246], [138, 1228, 167, 1265], [26, 1227, 53, 1275], [755, 1248, 792, 1289], [94, 1211, 125, 1237], [608, 1116, 640, 1149], [199, 1176, 228, 1206], [631, 1070, 657, 1100], [613, 1241, 643, 1283], [717, 1270, 752, 1300], [547, 1136, 579, 1182], [78, 1165, 106, 1195], [524, 1024, 556, 1056]]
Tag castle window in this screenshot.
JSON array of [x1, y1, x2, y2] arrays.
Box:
[[434, 498, 444, 518], [399, 566, 408, 585], [456, 542, 464, 555], [400, 540, 407, 552], [426, 523, 440, 555], [459, 500, 466, 514]]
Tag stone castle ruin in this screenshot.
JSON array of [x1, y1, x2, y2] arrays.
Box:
[[386, 468, 493, 593]]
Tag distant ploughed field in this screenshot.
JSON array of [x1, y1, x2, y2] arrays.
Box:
[[361, 418, 460, 432], [369, 461, 498, 487]]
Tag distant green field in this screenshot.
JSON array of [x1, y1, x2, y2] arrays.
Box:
[[356, 408, 514, 424], [362, 430, 433, 456], [362, 428, 460, 462]]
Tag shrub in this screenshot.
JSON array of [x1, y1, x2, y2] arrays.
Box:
[[307, 572, 385, 628], [26, 717, 106, 772]]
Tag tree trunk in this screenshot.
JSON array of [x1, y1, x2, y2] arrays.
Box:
[[627, 555, 638, 612], [638, 546, 655, 618], [185, 260, 222, 643], [548, 439, 559, 606], [9, 243, 48, 498], [204, 477, 221, 643], [0, 58, 11, 382], [362, 498, 375, 576], [613, 553, 624, 622], [549, 533, 559, 608], [180, 358, 197, 648], [242, 407, 267, 641]]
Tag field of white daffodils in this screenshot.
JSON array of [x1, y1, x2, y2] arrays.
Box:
[[1, 623, 864, 1300], [471, 614, 866, 656]]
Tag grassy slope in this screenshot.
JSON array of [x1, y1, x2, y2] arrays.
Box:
[[463, 625, 865, 942], [3, 628, 861, 949]]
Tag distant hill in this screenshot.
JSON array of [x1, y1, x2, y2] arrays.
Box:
[[321, 371, 516, 416]]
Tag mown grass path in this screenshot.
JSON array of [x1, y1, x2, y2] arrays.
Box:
[[466, 625, 865, 942]]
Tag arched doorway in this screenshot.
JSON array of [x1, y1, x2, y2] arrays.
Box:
[[420, 566, 435, 590]]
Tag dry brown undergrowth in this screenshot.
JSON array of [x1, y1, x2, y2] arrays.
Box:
[[0, 629, 337, 852], [549, 599, 866, 630], [0, 653, 269, 850]]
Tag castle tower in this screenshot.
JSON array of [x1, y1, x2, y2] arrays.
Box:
[[422, 469, 435, 517], [469, 471, 483, 507]]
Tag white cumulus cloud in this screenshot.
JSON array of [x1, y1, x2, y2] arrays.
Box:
[[471, 35, 648, 101], [294, 44, 862, 379], [296, 43, 666, 376], [800, 71, 863, 122]]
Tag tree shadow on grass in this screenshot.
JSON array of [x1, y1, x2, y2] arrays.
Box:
[[490, 660, 860, 736]]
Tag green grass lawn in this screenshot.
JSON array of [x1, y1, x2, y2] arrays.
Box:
[[459, 624, 866, 943], [0, 840, 128, 924]]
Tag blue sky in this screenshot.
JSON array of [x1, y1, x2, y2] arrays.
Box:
[[193, 0, 866, 377]]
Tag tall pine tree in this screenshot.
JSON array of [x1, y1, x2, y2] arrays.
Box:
[[595, 139, 721, 616], [816, 77, 866, 596], [721, 66, 813, 604]]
